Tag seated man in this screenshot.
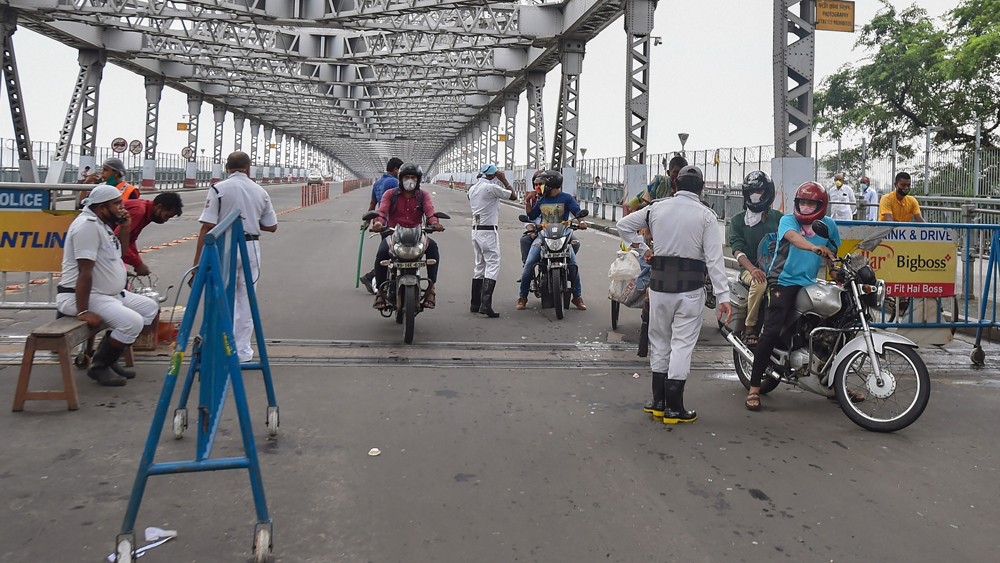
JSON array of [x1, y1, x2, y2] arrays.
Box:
[[370, 163, 444, 309], [55, 185, 158, 386], [119, 192, 184, 276], [516, 171, 588, 311], [746, 182, 840, 412], [728, 171, 781, 345]]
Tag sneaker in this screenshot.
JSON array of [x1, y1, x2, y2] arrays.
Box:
[[571, 297, 587, 310], [516, 296, 528, 310], [360, 271, 376, 295]]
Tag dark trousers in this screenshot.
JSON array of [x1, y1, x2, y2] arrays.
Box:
[[749, 284, 800, 387], [375, 237, 440, 289]]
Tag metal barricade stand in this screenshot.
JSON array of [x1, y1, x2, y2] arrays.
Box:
[[115, 210, 274, 563]]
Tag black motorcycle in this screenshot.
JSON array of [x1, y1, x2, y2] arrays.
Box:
[[362, 211, 450, 343], [518, 209, 588, 320]]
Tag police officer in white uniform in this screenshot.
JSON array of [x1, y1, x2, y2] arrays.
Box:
[[56, 185, 158, 386], [193, 151, 278, 363], [616, 166, 731, 424], [468, 163, 517, 317]]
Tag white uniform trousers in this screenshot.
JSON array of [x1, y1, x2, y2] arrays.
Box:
[[472, 229, 501, 280], [648, 287, 706, 380], [56, 290, 158, 344], [234, 240, 261, 363]]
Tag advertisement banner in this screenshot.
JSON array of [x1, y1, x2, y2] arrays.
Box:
[[838, 225, 958, 297], [0, 210, 79, 272]]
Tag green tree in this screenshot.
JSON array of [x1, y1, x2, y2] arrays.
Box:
[[815, 1, 1000, 156]]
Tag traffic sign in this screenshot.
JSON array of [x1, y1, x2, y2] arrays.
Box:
[[129, 140, 143, 155], [111, 137, 128, 153], [181, 146, 195, 159]]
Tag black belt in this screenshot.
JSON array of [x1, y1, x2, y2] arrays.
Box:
[[245, 234, 259, 241], [473, 225, 498, 231], [57, 285, 74, 294], [649, 256, 707, 294]]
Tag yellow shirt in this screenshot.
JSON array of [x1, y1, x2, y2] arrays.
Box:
[[878, 192, 921, 222]]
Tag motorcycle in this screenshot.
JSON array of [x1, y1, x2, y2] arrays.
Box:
[[721, 221, 930, 433], [518, 209, 588, 320], [361, 210, 450, 344]]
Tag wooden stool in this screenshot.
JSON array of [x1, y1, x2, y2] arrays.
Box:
[[12, 318, 134, 412]]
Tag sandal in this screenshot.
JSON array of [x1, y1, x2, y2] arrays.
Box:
[[745, 392, 761, 411], [373, 293, 388, 310], [744, 327, 759, 347], [422, 288, 436, 309]]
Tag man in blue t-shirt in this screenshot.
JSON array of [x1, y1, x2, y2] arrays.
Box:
[[360, 157, 403, 293], [516, 171, 588, 310], [746, 182, 840, 412]]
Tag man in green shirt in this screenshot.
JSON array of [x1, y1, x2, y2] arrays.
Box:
[[625, 155, 688, 213], [728, 171, 781, 344]]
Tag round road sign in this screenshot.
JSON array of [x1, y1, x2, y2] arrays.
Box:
[[111, 137, 128, 153], [181, 146, 195, 159], [129, 140, 143, 155]]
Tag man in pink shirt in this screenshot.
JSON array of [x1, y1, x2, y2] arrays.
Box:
[[370, 163, 444, 309]]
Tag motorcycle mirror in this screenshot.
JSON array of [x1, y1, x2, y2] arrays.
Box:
[[576, 209, 589, 219], [518, 214, 531, 223], [433, 212, 451, 220], [811, 219, 830, 239], [362, 211, 379, 221], [854, 225, 894, 252]]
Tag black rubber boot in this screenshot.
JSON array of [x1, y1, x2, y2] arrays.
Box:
[[87, 334, 127, 387], [662, 379, 697, 424], [99, 330, 136, 379], [479, 278, 501, 318], [471, 278, 484, 312], [643, 371, 666, 419], [637, 301, 650, 358]]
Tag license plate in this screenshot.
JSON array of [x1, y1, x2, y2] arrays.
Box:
[[394, 261, 424, 269]]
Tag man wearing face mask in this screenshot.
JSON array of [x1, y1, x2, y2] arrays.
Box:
[[728, 171, 781, 346], [879, 172, 925, 222], [56, 185, 159, 386], [468, 164, 517, 317], [828, 173, 856, 221], [371, 163, 444, 310], [861, 176, 878, 221]]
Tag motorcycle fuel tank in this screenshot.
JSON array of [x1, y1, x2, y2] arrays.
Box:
[[795, 283, 844, 318]]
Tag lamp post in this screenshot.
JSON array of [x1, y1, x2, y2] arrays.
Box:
[[678, 133, 689, 156], [924, 125, 941, 195]]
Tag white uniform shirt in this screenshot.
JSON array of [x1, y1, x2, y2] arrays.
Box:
[[468, 177, 512, 227], [828, 184, 857, 221], [863, 186, 879, 221], [59, 207, 127, 295], [616, 191, 730, 303], [199, 172, 277, 234]]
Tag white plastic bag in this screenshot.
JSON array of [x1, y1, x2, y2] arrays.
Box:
[[608, 250, 641, 281]]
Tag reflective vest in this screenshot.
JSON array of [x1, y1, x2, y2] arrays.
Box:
[[117, 181, 140, 200]]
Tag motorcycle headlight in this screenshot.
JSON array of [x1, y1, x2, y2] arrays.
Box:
[[544, 237, 566, 251], [392, 240, 426, 260]]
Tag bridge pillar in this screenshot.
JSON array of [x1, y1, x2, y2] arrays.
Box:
[[283, 133, 291, 182], [504, 94, 518, 171], [479, 118, 490, 169], [211, 104, 226, 184], [184, 93, 202, 188], [249, 119, 260, 180], [140, 76, 164, 189], [526, 71, 546, 170], [76, 48, 107, 181], [552, 39, 585, 173], [262, 125, 272, 183], [489, 108, 501, 166], [233, 114, 245, 153], [624, 0, 654, 200], [45, 38, 95, 183]]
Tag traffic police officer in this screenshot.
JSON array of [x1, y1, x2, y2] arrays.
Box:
[[468, 163, 516, 317], [56, 184, 158, 386], [193, 151, 278, 363], [616, 166, 731, 424]]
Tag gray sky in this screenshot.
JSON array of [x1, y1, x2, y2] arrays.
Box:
[[0, 1, 957, 167]]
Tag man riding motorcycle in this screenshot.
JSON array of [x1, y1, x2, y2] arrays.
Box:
[[370, 163, 444, 310], [516, 171, 588, 310]]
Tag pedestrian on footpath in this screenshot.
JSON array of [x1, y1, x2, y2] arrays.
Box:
[[119, 192, 184, 276], [468, 164, 517, 317], [616, 166, 731, 424], [192, 151, 278, 364], [861, 176, 879, 221], [360, 157, 403, 293], [828, 173, 856, 221], [592, 176, 602, 216]]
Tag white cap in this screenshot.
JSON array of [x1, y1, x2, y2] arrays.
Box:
[[82, 185, 122, 206]]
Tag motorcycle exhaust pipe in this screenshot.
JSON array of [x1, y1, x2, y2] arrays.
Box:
[[720, 322, 755, 364]]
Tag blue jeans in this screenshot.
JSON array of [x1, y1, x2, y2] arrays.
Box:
[[520, 232, 581, 264], [519, 242, 581, 298]]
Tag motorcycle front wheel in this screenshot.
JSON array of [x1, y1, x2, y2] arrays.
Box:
[[552, 271, 564, 320], [403, 285, 417, 344], [834, 343, 930, 432], [733, 349, 779, 395]]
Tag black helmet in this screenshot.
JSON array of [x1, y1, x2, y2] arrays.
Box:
[[542, 170, 563, 196], [741, 171, 775, 213], [398, 162, 423, 190]]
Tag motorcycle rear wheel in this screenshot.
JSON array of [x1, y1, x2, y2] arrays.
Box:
[[733, 349, 779, 395], [834, 343, 929, 432]]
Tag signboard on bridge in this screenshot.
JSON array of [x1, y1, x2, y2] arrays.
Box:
[[111, 137, 128, 153], [838, 225, 958, 297], [0, 210, 78, 271], [816, 1, 855, 32], [0, 189, 50, 210], [181, 146, 195, 159], [129, 140, 143, 155]]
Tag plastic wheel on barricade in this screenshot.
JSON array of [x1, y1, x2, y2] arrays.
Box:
[[115, 534, 135, 563], [172, 408, 188, 439], [253, 525, 271, 563], [971, 346, 986, 366], [266, 405, 279, 437]]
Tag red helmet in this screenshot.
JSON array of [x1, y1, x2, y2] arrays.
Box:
[[793, 182, 829, 224]]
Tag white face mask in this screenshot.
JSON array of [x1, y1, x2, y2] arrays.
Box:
[[749, 193, 763, 203], [402, 179, 417, 191]]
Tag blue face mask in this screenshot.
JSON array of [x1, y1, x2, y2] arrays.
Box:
[[860, 183, 868, 190]]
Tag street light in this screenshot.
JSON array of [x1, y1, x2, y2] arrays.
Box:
[[924, 125, 942, 195], [678, 133, 689, 156]]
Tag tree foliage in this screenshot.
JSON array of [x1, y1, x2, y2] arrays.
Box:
[[815, 0, 1000, 156]]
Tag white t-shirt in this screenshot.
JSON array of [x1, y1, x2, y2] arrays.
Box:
[[59, 207, 127, 295], [828, 185, 856, 221], [593, 180, 602, 199], [199, 172, 277, 235], [468, 178, 512, 227]]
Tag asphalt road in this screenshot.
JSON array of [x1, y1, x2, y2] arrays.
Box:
[[1, 182, 998, 562]]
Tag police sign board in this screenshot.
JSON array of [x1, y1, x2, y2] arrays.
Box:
[[838, 225, 958, 297], [816, 1, 855, 32], [0, 189, 50, 210]]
